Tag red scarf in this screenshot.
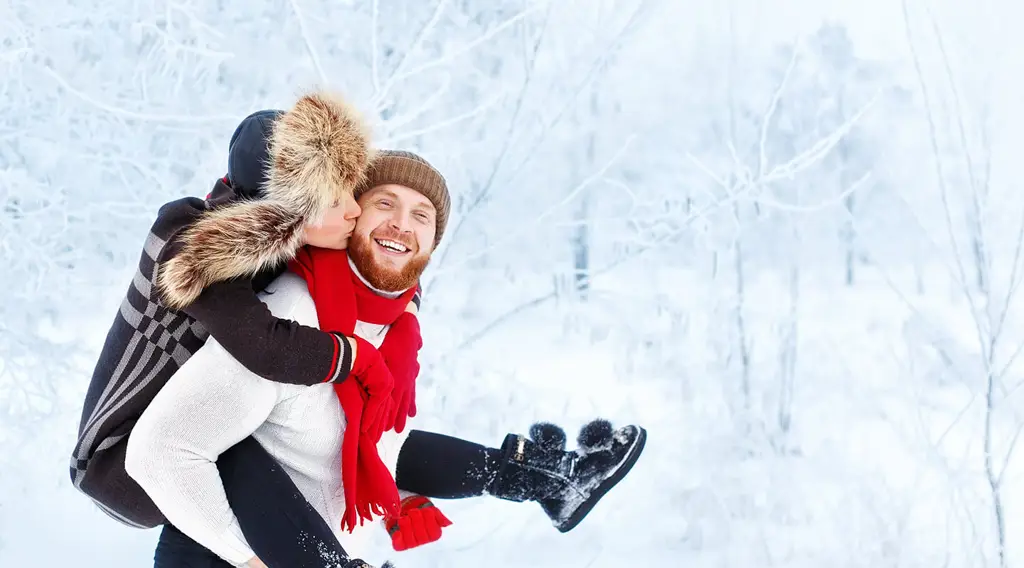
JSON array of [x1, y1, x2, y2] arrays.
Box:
[[288, 246, 416, 532]]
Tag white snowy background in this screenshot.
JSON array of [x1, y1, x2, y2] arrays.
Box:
[[3, 0, 1024, 566]]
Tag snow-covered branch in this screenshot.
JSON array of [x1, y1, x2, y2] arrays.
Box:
[[371, 0, 452, 109], [287, 0, 328, 85]]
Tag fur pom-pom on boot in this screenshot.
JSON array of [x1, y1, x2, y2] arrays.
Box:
[[487, 419, 647, 532]]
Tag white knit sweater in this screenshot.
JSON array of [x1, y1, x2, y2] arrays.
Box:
[[125, 271, 410, 566]]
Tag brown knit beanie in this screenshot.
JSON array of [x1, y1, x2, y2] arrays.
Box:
[[355, 149, 451, 249]]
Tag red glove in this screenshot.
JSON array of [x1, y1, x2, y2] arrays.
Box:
[[384, 496, 452, 551], [349, 336, 394, 440], [378, 312, 422, 433]]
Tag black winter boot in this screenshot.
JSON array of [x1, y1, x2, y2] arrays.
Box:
[[486, 419, 646, 532]]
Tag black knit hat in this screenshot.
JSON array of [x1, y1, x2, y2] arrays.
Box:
[[227, 109, 284, 199]]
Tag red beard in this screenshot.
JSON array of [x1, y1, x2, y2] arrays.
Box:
[[348, 227, 431, 292]]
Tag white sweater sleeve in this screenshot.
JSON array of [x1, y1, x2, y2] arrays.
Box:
[[125, 274, 315, 566]]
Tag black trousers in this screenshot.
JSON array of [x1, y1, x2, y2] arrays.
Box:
[[154, 524, 231, 568], [153, 430, 499, 568]]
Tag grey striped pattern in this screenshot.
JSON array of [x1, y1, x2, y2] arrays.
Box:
[[70, 230, 209, 525]]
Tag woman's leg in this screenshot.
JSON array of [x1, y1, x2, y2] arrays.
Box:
[[153, 524, 233, 568], [395, 421, 647, 533], [394, 429, 500, 499], [217, 436, 352, 568]]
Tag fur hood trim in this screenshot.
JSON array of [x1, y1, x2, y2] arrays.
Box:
[[156, 90, 373, 310]]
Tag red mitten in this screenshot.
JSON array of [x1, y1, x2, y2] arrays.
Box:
[[349, 336, 395, 440], [378, 312, 422, 433], [384, 496, 453, 551]]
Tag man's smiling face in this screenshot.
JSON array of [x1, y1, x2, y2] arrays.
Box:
[[347, 184, 437, 292]]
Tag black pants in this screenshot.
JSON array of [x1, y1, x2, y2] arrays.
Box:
[[153, 430, 499, 567], [154, 524, 231, 568]]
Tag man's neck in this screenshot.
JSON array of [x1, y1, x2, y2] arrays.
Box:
[[348, 255, 406, 299]]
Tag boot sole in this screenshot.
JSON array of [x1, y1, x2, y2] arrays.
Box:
[[555, 425, 647, 533]]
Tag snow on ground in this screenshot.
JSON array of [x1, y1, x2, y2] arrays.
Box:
[[2, 260, 1022, 567]]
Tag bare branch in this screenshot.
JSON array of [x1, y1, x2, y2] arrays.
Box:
[[601, 178, 640, 207], [997, 419, 1024, 485], [429, 5, 552, 271], [379, 73, 454, 131], [371, 0, 381, 92], [756, 171, 872, 213], [925, 1, 985, 216], [371, 0, 452, 109], [168, 1, 226, 40], [904, 3, 1008, 561], [903, 1, 993, 389], [758, 42, 801, 180], [441, 291, 554, 356], [499, 1, 648, 186], [991, 203, 1024, 351], [124, 22, 234, 60], [761, 90, 881, 184], [460, 4, 552, 214], [379, 92, 503, 145], [42, 66, 237, 123], [725, 138, 751, 188], [388, 4, 544, 87], [936, 397, 982, 458], [900, 0, 976, 314], [596, 176, 762, 267], [444, 171, 764, 353], [430, 134, 637, 278], [287, 0, 328, 85], [687, 153, 731, 191], [993, 338, 1024, 383]]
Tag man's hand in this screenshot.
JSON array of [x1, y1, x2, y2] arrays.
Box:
[[378, 312, 422, 433], [385, 496, 452, 551], [348, 336, 395, 439], [246, 556, 268, 568]]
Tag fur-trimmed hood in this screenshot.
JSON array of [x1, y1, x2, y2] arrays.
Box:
[[156, 90, 373, 310]]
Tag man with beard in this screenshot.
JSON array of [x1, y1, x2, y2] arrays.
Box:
[[126, 147, 647, 568]]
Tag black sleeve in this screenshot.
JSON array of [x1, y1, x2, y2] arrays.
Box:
[[182, 278, 353, 386]]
